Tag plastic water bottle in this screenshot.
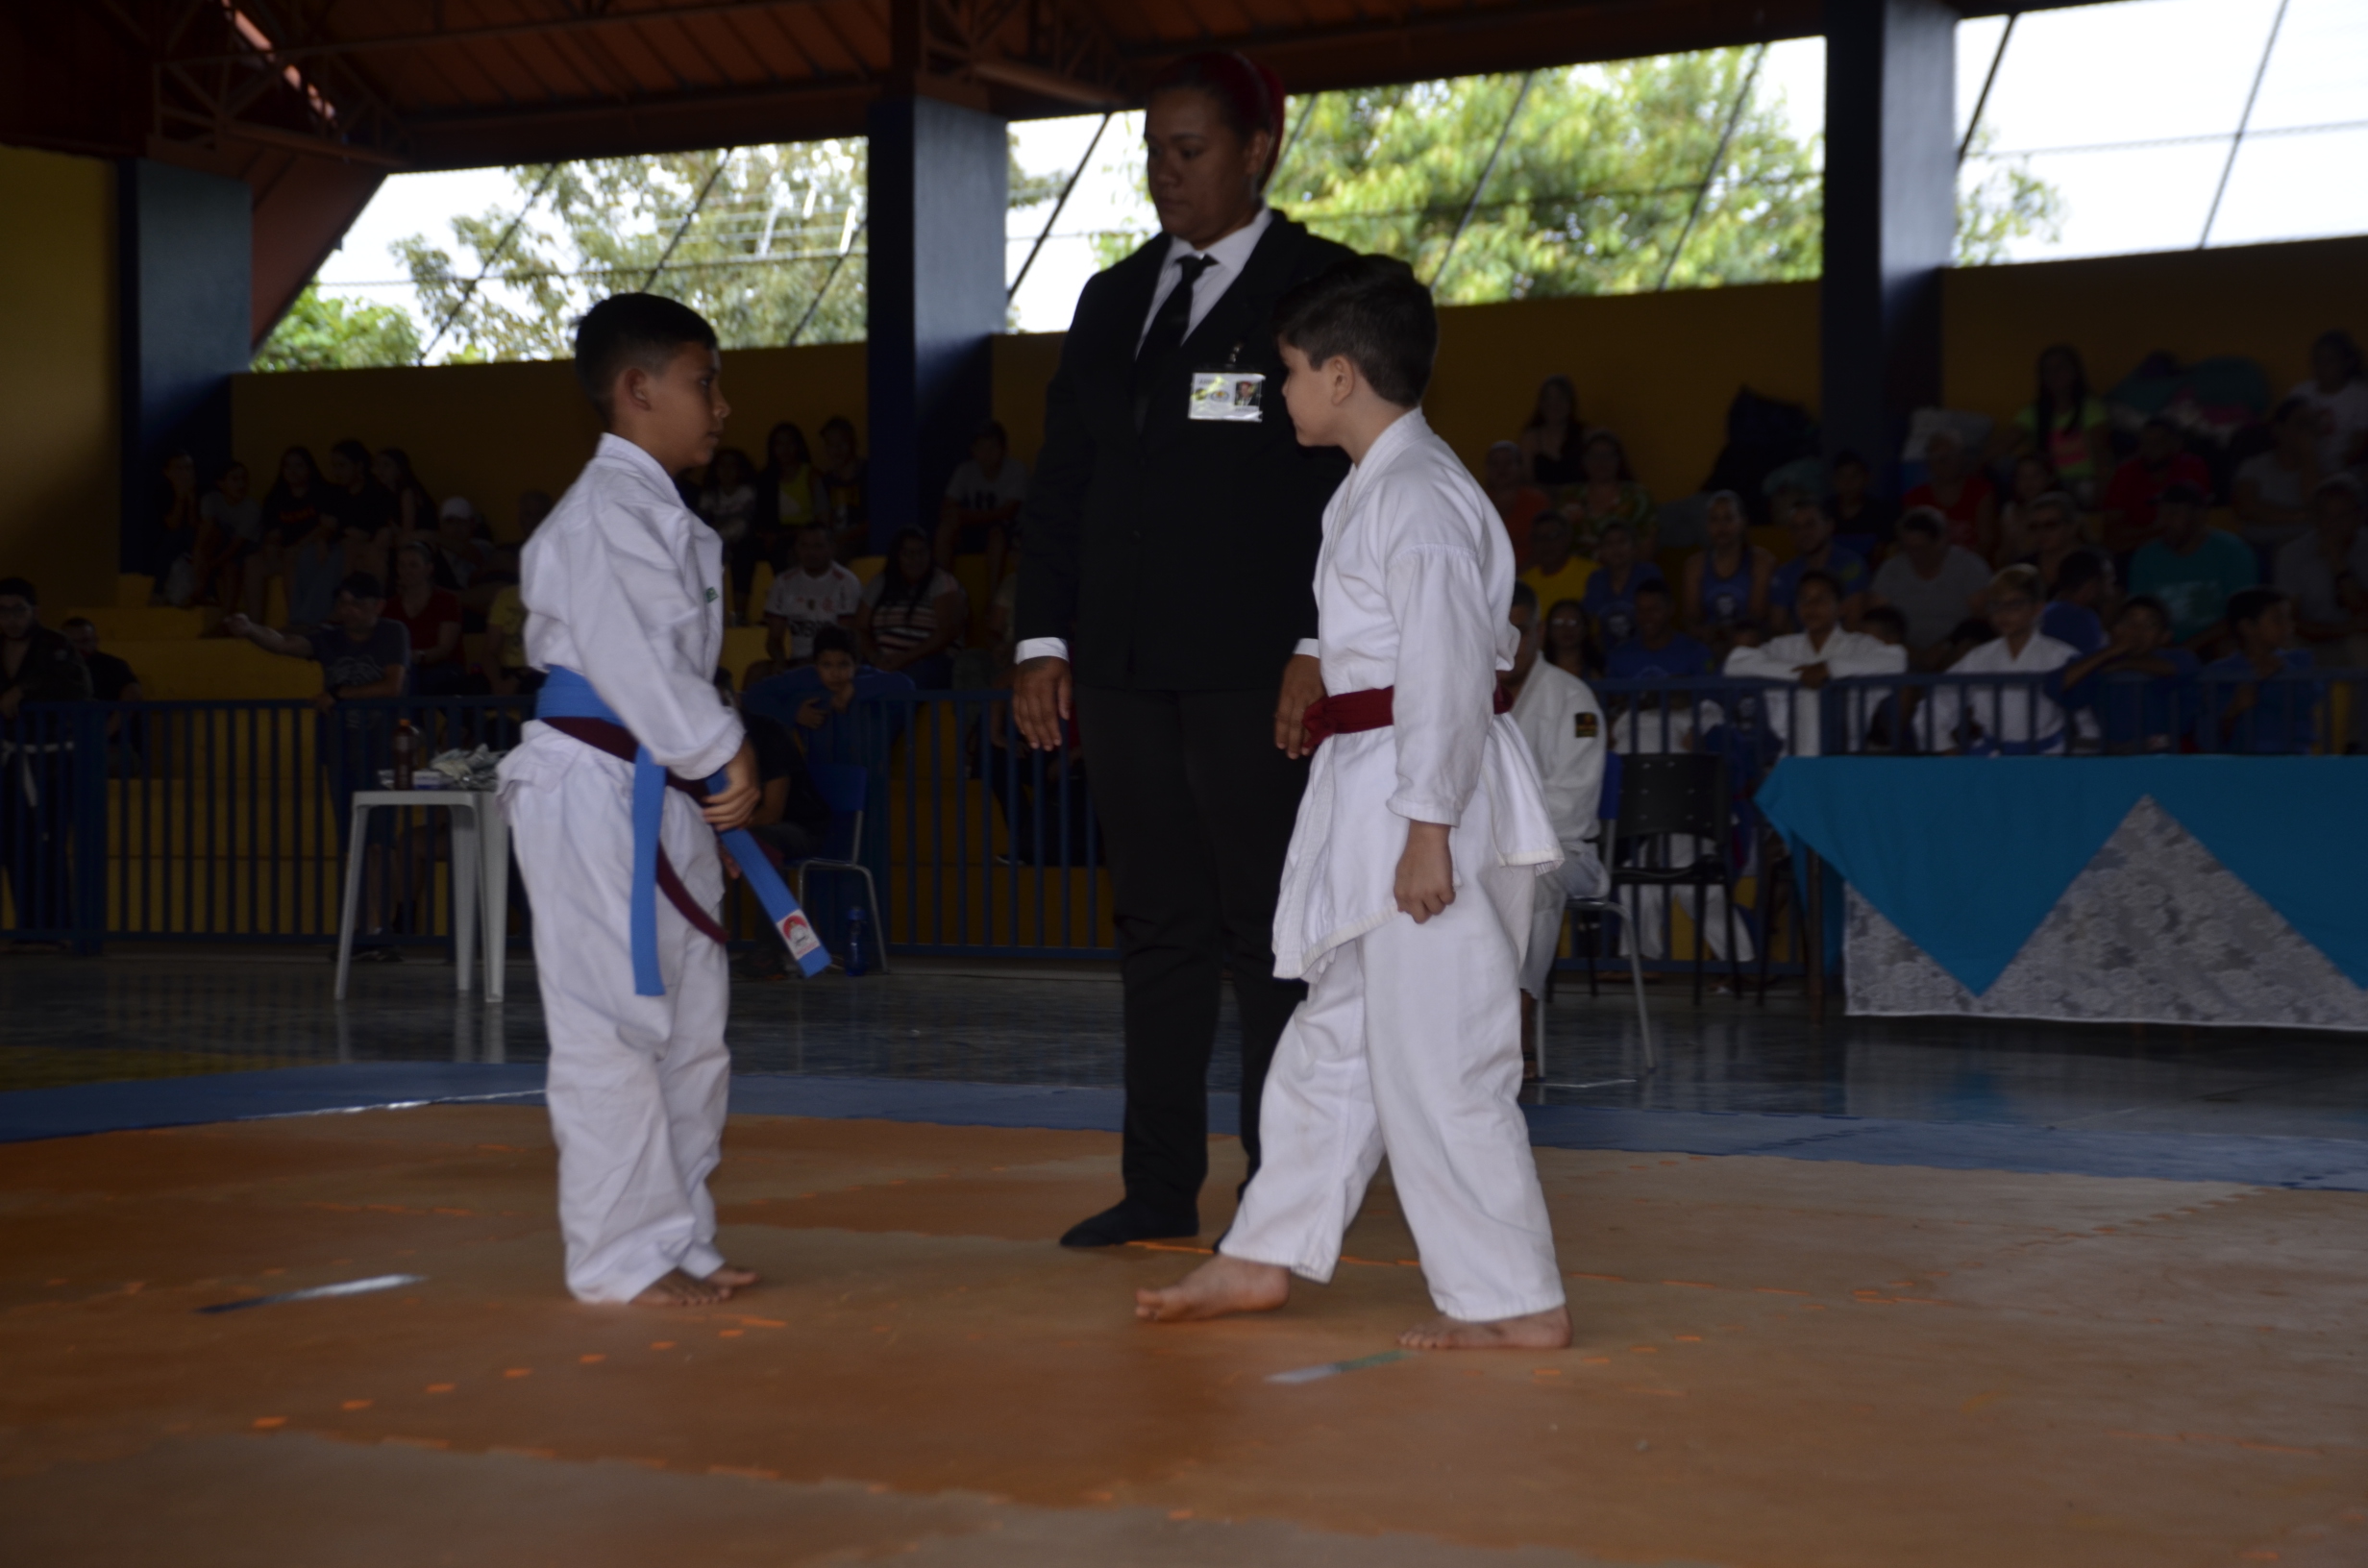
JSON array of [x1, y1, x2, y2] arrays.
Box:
[[843, 904, 870, 977]]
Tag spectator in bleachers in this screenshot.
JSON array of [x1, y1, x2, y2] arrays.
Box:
[[938, 420, 1027, 593], [150, 450, 202, 605], [1826, 449, 1897, 552], [2101, 417, 2213, 555], [2053, 596, 2196, 753], [1918, 566, 2082, 754], [1857, 603, 1912, 747], [321, 438, 394, 579], [2199, 588, 2316, 754], [1518, 513, 1596, 625], [1680, 490, 1771, 651], [856, 528, 964, 691], [1542, 597, 1592, 679], [755, 422, 828, 568], [386, 540, 469, 698], [372, 448, 437, 541], [763, 522, 863, 667], [2008, 344, 2112, 504], [1869, 507, 1992, 669], [746, 625, 914, 772], [247, 446, 325, 622], [2276, 478, 2368, 739], [1768, 495, 1869, 635], [1504, 579, 1607, 1069], [1995, 455, 2064, 567], [1902, 428, 1997, 559], [195, 458, 259, 610], [482, 495, 548, 701], [2128, 481, 2257, 653], [1605, 578, 1710, 679], [1566, 429, 1656, 552], [59, 618, 140, 702], [2235, 397, 2328, 552], [819, 416, 870, 560], [2289, 330, 2368, 474], [2013, 490, 2086, 593], [696, 446, 762, 613], [2039, 550, 2112, 656], [1578, 520, 1661, 649], [1517, 374, 1584, 491], [1483, 440, 1551, 567], [0, 577, 89, 945], [1724, 570, 1907, 755]]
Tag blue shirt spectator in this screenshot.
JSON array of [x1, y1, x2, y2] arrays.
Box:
[[1768, 497, 1868, 633], [1578, 521, 1663, 649], [2194, 588, 2317, 752], [1604, 580, 1712, 679], [2040, 600, 2104, 656], [2051, 598, 2195, 751], [743, 628, 915, 770]]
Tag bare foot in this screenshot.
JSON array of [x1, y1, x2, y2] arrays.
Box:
[[1398, 1304, 1571, 1350], [706, 1263, 758, 1289], [1134, 1254, 1291, 1323], [630, 1268, 732, 1307]]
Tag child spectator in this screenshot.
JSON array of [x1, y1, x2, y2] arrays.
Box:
[[1482, 440, 1550, 565], [1995, 455, 2064, 566], [2128, 482, 2257, 651], [2039, 549, 2112, 656], [1902, 428, 1997, 558], [1517, 373, 1583, 490], [2008, 344, 2112, 502], [937, 420, 1027, 592], [1826, 449, 1897, 551], [1869, 507, 1992, 668], [2199, 588, 2317, 753], [1517, 513, 1596, 622], [747, 625, 913, 771], [195, 458, 260, 609], [856, 528, 965, 690], [1504, 580, 1607, 1071], [763, 522, 863, 666], [696, 446, 762, 610], [2274, 476, 2368, 674], [2052, 597, 2196, 752], [1542, 598, 1592, 678], [1917, 565, 2082, 754], [2101, 417, 2214, 554], [1862, 604, 1908, 648], [818, 415, 870, 559], [1723, 570, 1907, 755], [1768, 495, 1869, 634], [386, 540, 469, 697], [2235, 397, 2328, 551], [151, 451, 203, 605], [1578, 519, 1662, 649], [2288, 330, 2368, 473], [1680, 490, 1772, 648], [1604, 578, 1711, 679], [1566, 429, 1656, 552]]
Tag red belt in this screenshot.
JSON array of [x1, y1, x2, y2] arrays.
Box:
[[1301, 684, 1513, 748], [540, 716, 730, 947]]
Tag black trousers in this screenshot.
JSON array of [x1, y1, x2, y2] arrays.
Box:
[[1077, 685, 1309, 1219]]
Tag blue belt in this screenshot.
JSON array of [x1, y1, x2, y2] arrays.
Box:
[[537, 667, 829, 992]]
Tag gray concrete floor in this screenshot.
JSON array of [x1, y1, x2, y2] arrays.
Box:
[[3, 946, 2363, 1141]]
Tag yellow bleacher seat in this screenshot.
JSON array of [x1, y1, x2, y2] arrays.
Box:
[[62, 605, 214, 641], [745, 560, 776, 626], [262, 576, 290, 627], [848, 554, 886, 585], [103, 639, 319, 700], [1750, 524, 1794, 561], [115, 575, 155, 607], [720, 625, 771, 689]]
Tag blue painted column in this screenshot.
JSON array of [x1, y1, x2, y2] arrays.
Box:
[[864, 91, 1008, 550], [117, 159, 251, 584], [1820, 0, 1956, 473]]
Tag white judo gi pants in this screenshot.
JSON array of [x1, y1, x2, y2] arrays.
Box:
[[1521, 849, 1607, 999], [504, 732, 732, 1304], [1221, 856, 1565, 1323]]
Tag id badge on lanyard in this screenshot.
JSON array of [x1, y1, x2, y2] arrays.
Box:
[[1188, 354, 1267, 423]]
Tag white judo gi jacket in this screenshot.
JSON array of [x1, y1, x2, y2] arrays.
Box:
[[1721, 627, 1908, 756], [1270, 410, 1563, 981], [1916, 631, 2084, 754]]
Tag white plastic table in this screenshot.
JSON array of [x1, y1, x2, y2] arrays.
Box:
[[333, 787, 509, 1002]]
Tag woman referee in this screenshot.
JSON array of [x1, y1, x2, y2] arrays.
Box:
[[1013, 52, 1356, 1248]]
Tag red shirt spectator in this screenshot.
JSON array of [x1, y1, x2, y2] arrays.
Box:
[[2103, 418, 2214, 552], [1903, 429, 1998, 556], [1483, 440, 1552, 567]]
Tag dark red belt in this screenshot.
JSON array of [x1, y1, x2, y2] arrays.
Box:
[[540, 716, 729, 947], [1301, 684, 1513, 748]]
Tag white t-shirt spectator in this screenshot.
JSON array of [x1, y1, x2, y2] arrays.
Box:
[[2272, 528, 2368, 630], [201, 489, 262, 544], [1871, 544, 1993, 653], [944, 456, 1028, 518], [763, 561, 863, 660], [2290, 377, 2368, 472], [862, 569, 964, 659], [700, 481, 758, 545]]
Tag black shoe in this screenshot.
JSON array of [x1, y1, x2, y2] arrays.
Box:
[[1059, 1198, 1199, 1249]]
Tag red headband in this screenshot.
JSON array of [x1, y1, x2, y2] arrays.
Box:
[[1153, 51, 1287, 181]]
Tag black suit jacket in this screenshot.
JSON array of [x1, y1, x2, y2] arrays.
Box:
[[1016, 212, 1355, 691]]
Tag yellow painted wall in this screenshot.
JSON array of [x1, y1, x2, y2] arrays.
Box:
[[0, 146, 117, 606]]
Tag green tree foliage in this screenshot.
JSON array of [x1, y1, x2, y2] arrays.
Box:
[[1956, 128, 2066, 264], [252, 282, 422, 371]]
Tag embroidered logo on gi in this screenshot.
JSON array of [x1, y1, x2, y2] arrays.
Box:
[[704, 586, 719, 602], [1574, 712, 1599, 739]]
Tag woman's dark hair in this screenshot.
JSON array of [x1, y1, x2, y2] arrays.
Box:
[[820, 415, 857, 446], [1794, 569, 1844, 602], [709, 447, 753, 487], [2033, 343, 2090, 442], [1148, 52, 1286, 184], [1583, 429, 1635, 481], [2226, 585, 2291, 632], [876, 527, 937, 617], [2312, 329, 2364, 385], [330, 437, 373, 477], [1525, 374, 1578, 432], [764, 421, 811, 473], [1542, 597, 1599, 674], [264, 446, 320, 513], [810, 625, 857, 661], [376, 447, 434, 515]]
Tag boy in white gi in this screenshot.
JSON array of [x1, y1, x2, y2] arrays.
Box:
[[497, 294, 762, 1307], [1136, 257, 1570, 1350]]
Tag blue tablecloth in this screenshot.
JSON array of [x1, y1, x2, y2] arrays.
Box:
[[1755, 757, 2368, 995]]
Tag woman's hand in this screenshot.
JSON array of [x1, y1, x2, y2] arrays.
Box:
[[1394, 821, 1455, 924]]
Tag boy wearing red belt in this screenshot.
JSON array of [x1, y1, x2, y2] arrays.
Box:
[[1136, 257, 1570, 1349]]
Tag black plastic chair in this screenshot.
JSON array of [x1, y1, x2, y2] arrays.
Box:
[[1609, 752, 1740, 1005], [1534, 790, 1656, 1079]]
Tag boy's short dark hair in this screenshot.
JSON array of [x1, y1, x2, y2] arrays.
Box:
[[810, 625, 857, 660], [1794, 569, 1843, 602], [0, 576, 36, 603], [820, 415, 857, 444], [338, 572, 385, 601], [1632, 578, 1674, 603], [1897, 506, 1945, 540], [62, 616, 95, 632], [2054, 550, 2107, 599], [1510, 580, 1539, 616], [1271, 255, 1437, 409], [1948, 617, 1996, 647], [1861, 604, 1908, 639], [573, 293, 719, 423], [974, 421, 1007, 447], [2120, 595, 2171, 632], [2227, 586, 2289, 633]]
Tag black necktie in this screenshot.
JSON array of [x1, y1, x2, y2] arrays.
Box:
[[1134, 254, 1219, 431]]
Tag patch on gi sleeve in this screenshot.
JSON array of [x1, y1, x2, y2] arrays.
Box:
[[1574, 711, 1599, 739], [704, 586, 719, 602]]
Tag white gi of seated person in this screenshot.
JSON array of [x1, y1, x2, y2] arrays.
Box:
[[495, 294, 763, 1308], [1721, 570, 1909, 756], [1503, 580, 1609, 1031], [1136, 257, 1570, 1350]]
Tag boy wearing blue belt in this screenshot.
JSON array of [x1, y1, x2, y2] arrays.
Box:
[[498, 294, 765, 1306]]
